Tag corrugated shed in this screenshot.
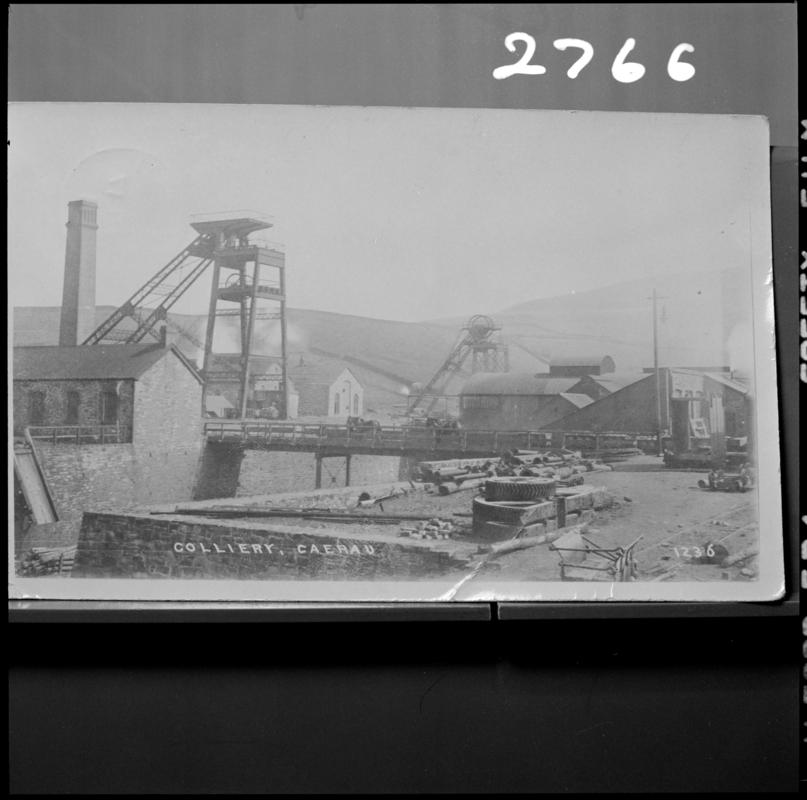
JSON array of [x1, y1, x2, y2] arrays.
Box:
[[550, 355, 609, 367], [699, 371, 750, 395]]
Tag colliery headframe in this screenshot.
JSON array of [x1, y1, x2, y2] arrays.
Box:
[[406, 313, 509, 418], [82, 210, 289, 420]]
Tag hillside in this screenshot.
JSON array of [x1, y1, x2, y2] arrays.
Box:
[[12, 266, 749, 398], [436, 266, 749, 371], [12, 305, 460, 386]]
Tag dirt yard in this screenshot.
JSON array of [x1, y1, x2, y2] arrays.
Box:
[[345, 463, 760, 584], [22, 458, 759, 586], [477, 467, 759, 583]]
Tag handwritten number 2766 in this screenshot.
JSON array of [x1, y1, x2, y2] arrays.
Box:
[[493, 34, 695, 82]]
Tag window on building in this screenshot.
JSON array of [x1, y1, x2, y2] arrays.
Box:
[[725, 410, 737, 437], [28, 391, 45, 425], [333, 392, 340, 415], [100, 391, 118, 425], [353, 394, 359, 415], [462, 396, 501, 410], [65, 391, 80, 424]]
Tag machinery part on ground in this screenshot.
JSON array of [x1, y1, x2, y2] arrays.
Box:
[[552, 534, 642, 582], [697, 464, 755, 493], [472, 496, 551, 526], [484, 476, 556, 502]]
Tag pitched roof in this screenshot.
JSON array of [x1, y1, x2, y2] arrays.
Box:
[[286, 355, 363, 416], [460, 372, 578, 396], [559, 392, 595, 409], [550, 355, 611, 367], [205, 393, 235, 414], [13, 344, 198, 382], [668, 367, 750, 395], [286, 356, 358, 390], [701, 371, 750, 395], [588, 373, 647, 392]]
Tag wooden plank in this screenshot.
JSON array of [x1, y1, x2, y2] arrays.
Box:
[[14, 451, 57, 524]]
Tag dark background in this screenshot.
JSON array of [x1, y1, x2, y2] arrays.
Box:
[[8, 4, 800, 794]]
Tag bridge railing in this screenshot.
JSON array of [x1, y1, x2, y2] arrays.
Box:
[[27, 425, 133, 445], [203, 420, 655, 454]]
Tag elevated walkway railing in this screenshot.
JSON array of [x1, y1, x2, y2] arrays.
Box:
[[204, 420, 655, 455], [27, 425, 133, 445]]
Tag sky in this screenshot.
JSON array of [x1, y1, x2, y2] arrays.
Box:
[[8, 103, 769, 323]]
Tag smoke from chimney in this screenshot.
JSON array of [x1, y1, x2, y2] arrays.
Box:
[[59, 199, 98, 346]]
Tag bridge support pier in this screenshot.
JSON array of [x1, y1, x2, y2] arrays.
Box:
[[314, 454, 352, 489], [398, 456, 420, 482], [193, 443, 244, 500]]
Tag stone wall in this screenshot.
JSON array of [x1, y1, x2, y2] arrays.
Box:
[[18, 441, 139, 552], [193, 444, 245, 500], [236, 451, 403, 495], [35, 442, 138, 519], [131, 351, 204, 505], [18, 353, 205, 550], [74, 512, 468, 580], [13, 378, 135, 435]]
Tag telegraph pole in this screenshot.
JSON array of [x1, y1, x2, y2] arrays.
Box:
[[650, 289, 669, 456]]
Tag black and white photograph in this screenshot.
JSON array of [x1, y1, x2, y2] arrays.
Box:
[[7, 5, 800, 797], [8, 102, 784, 602]]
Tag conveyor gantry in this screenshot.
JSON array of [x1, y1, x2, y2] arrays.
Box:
[[82, 233, 217, 345], [82, 212, 277, 348]]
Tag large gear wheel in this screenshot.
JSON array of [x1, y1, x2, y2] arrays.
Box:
[[484, 476, 556, 502]]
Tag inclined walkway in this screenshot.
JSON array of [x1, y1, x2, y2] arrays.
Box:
[[13, 443, 58, 524]]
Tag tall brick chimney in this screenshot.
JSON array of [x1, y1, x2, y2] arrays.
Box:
[[59, 199, 98, 346]]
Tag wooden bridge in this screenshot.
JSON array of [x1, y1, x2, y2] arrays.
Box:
[[203, 420, 654, 460]]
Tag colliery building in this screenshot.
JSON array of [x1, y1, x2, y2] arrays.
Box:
[[546, 368, 750, 434], [459, 372, 594, 430], [286, 359, 365, 419], [565, 372, 647, 402], [546, 354, 616, 378], [13, 343, 202, 440], [13, 342, 205, 548], [13, 199, 207, 550], [546, 367, 751, 461], [458, 354, 751, 464], [458, 353, 618, 430]]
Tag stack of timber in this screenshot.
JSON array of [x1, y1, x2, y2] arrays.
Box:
[[416, 449, 610, 497], [17, 545, 76, 576]]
